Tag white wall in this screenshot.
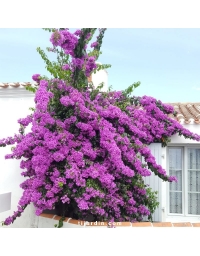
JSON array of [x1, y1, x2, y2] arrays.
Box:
[[0, 90, 35, 228], [92, 67, 108, 92], [169, 122, 200, 144]]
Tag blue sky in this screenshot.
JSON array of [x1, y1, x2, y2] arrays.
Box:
[[0, 28, 200, 103]]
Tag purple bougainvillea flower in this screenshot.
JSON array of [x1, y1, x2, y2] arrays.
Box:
[[62, 64, 70, 71], [32, 74, 41, 83], [91, 42, 98, 48]]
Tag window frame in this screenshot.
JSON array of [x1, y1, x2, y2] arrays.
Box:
[[167, 144, 200, 217]]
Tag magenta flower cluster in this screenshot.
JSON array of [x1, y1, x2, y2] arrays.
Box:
[[1, 77, 200, 226], [50, 29, 97, 78], [32, 74, 41, 83]]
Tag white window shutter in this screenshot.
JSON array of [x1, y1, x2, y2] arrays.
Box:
[[142, 143, 162, 222]]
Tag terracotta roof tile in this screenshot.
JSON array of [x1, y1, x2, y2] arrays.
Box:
[[167, 102, 200, 124], [0, 82, 36, 88]]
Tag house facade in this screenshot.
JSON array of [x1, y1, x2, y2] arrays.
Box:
[[0, 77, 200, 227], [147, 103, 200, 223]]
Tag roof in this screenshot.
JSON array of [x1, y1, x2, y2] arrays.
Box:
[[167, 103, 200, 124], [0, 82, 37, 98], [1, 82, 200, 124], [0, 82, 36, 88]]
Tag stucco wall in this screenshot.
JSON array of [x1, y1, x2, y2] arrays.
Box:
[[0, 94, 35, 227], [91, 68, 108, 92]]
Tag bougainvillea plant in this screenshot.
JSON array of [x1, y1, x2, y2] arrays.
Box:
[[1, 28, 200, 228]]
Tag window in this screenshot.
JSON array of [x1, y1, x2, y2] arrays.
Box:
[[168, 146, 200, 215]]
